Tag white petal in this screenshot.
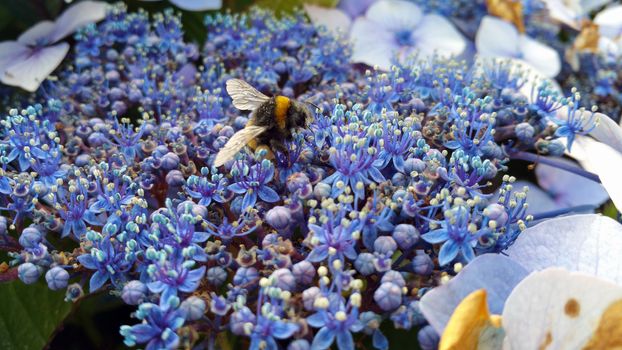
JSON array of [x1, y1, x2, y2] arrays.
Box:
[[17, 21, 56, 45], [518, 35, 561, 77], [506, 214, 622, 284], [350, 17, 396, 70], [1, 42, 69, 92], [0, 41, 30, 75], [419, 254, 529, 334], [542, 0, 582, 29], [304, 4, 352, 35], [50, 1, 108, 43], [364, 0, 423, 32], [475, 16, 520, 58], [595, 5, 622, 37], [338, 0, 377, 18], [412, 14, 466, 58], [589, 112, 622, 153], [581, 0, 610, 12], [502, 268, 622, 350], [535, 158, 609, 208], [170, 0, 222, 11], [567, 136, 622, 211]]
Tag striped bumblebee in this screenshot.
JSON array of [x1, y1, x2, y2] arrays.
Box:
[[213, 79, 313, 167]]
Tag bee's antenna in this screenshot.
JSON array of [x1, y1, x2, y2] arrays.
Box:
[[304, 100, 321, 112]]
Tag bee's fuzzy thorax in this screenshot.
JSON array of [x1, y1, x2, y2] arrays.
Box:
[[274, 96, 290, 130]]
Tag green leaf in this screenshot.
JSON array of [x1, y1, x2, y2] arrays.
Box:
[[256, 0, 303, 14], [0, 280, 72, 350], [303, 0, 340, 7]]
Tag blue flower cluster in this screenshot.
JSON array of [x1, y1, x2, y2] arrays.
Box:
[[0, 4, 601, 350]]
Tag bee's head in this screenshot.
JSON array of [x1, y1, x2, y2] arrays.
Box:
[[289, 101, 314, 128]]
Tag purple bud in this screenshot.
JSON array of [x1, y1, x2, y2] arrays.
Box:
[[165, 170, 185, 186], [313, 182, 331, 199], [515, 122, 535, 142], [122, 280, 148, 305], [65, 283, 84, 302], [0, 217, 7, 235], [219, 125, 235, 138], [160, 152, 180, 170], [287, 172, 312, 198], [210, 294, 230, 316], [374, 282, 402, 311], [548, 139, 566, 156], [207, 266, 228, 286], [374, 236, 397, 255], [302, 287, 320, 310], [265, 206, 292, 231], [230, 307, 256, 335], [391, 172, 407, 186], [417, 325, 440, 350], [45, 266, 70, 291], [412, 251, 434, 276], [18, 262, 40, 284], [87, 132, 106, 147], [180, 296, 206, 320], [485, 203, 509, 226], [381, 270, 405, 288], [292, 261, 315, 285], [19, 226, 42, 248], [233, 117, 248, 130], [404, 158, 426, 173], [288, 339, 310, 350], [233, 267, 259, 286], [392, 224, 419, 250], [75, 154, 92, 167], [354, 252, 376, 276], [271, 268, 296, 291]]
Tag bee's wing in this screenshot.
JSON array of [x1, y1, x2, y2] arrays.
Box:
[[226, 79, 270, 110], [213, 125, 267, 167]]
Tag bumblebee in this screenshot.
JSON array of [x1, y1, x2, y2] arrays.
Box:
[[213, 79, 313, 167]]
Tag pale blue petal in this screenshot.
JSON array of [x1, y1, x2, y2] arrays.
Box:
[[419, 254, 528, 334]]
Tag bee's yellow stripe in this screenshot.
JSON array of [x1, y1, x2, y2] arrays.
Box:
[[275, 96, 290, 130]]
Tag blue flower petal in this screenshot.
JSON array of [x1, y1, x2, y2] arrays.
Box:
[[311, 327, 336, 350]]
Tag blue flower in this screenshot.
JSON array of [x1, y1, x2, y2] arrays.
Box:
[[307, 296, 362, 350], [146, 254, 206, 302], [120, 295, 185, 350], [185, 167, 227, 206], [228, 159, 280, 209], [421, 204, 487, 266], [307, 209, 359, 263], [78, 231, 132, 292]]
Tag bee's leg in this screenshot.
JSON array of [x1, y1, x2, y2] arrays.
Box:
[[269, 139, 289, 159]]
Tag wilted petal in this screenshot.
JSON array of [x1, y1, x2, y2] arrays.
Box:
[[419, 254, 528, 334], [506, 214, 622, 284], [502, 268, 622, 350]]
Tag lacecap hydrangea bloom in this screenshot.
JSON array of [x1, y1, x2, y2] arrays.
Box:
[[0, 2, 617, 350]]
